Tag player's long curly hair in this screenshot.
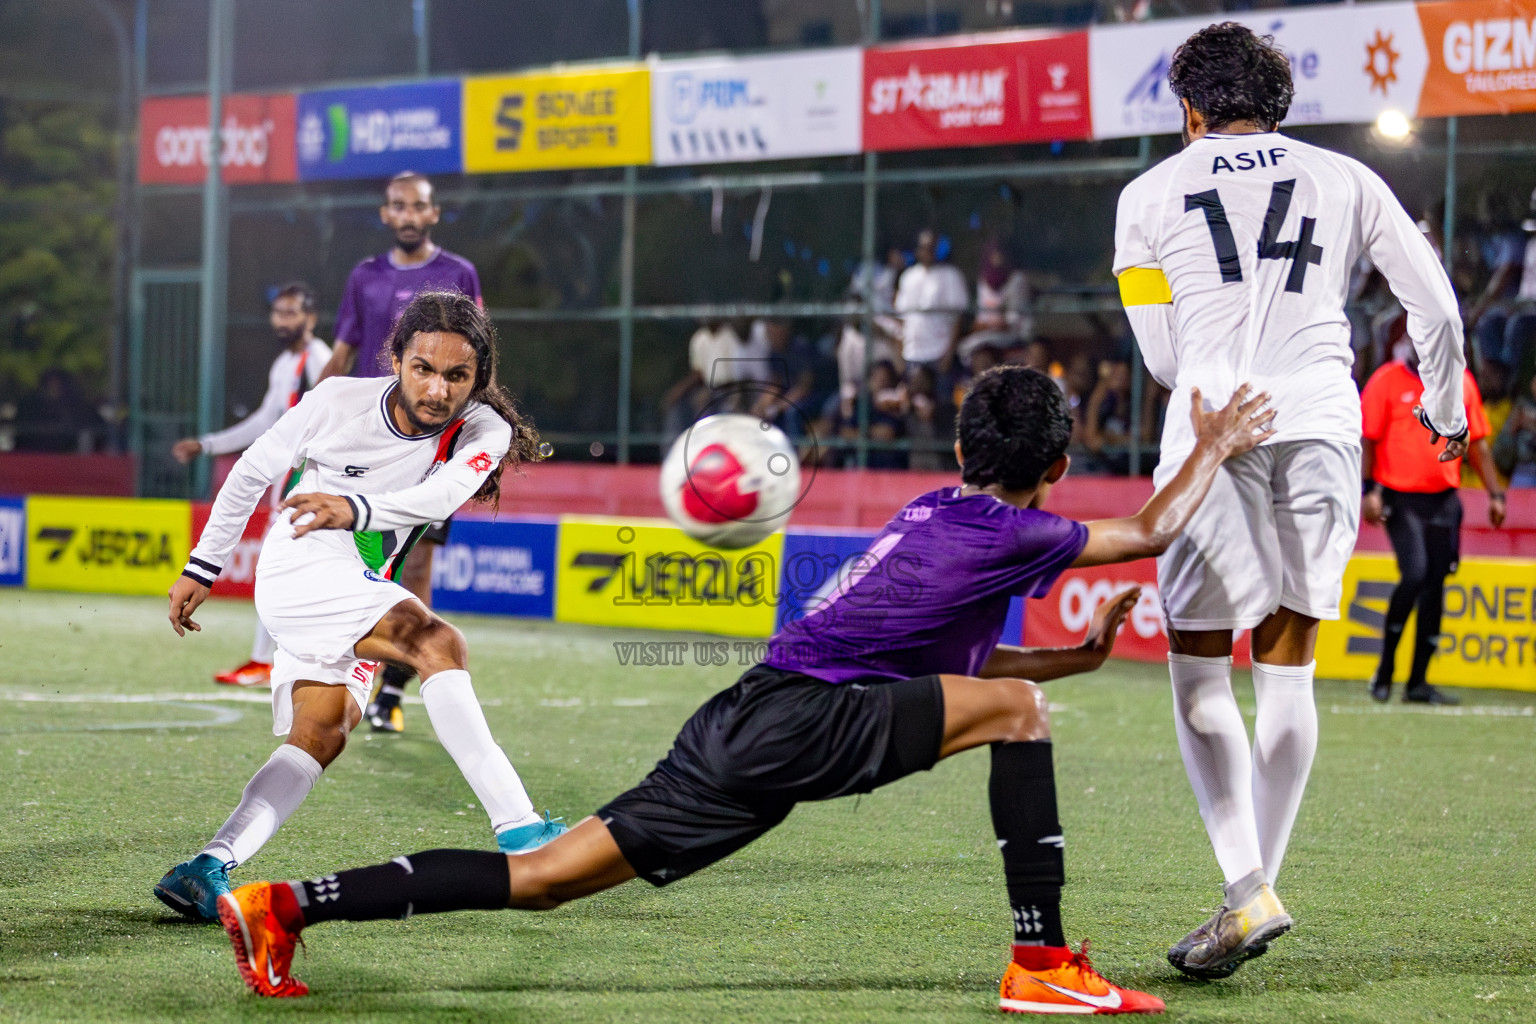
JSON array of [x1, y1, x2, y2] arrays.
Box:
[[1168, 22, 1293, 133], [387, 290, 542, 509], [957, 366, 1072, 492]]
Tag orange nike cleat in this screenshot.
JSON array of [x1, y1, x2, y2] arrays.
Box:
[[999, 942, 1164, 1015], [218, 882, 309, 998], [214, 660, 271, 687]]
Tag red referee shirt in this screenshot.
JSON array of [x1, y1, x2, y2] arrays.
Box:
[[1360, 361, 1487, 493]]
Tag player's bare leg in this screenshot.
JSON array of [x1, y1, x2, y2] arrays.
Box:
[[1165, 607, 1317, 978], [365, 541, 437, 731], [223, 673, 1161, 1011]]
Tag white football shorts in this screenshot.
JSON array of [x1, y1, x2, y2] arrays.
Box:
[[1153, 440, 1361, 631], [254, 539, 416, 736]]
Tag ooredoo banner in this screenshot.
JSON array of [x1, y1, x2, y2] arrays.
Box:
[[863, 30, 1092, 151], [138, 94, 298, 185], [463, 65, 651, 173], [1088, 5, 1429, 139], [297, 80, 462, 181], [651, 49, 863, 165], [190, 503, 271, 600]]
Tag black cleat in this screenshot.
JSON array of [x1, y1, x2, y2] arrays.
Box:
[[1403, 683, 1459, 705]]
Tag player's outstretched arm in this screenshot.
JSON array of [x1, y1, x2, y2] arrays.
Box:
[[1071, 385, 1274, 568], [979, 586, 1139, 682]]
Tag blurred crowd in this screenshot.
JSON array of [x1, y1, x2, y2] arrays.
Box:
[[663, 227, 1167, 474]]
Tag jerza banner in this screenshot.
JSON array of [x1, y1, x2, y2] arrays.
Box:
[[463, 65, 650, 172], [25, 496, 190, 596], [0, 496, 24, 587], [555, 516, 780, 637], [432, 518, 557, 619], [138, 94, 298, 185], [1317, 553, 1536, 690], [863, 30, 1091, 151], [651, 49, 863, 165], [1088, 4, 1430, 139], [297, 80, 462, 180]]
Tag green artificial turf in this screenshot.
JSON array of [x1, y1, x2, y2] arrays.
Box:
[[1, 589, 1534, 1022]]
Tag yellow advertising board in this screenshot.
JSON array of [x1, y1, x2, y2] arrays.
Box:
[[1318, 552, 1536, 691], [25, 496, 191, 596], [463, 65, 650, 173], [555, 516, 781, 637]]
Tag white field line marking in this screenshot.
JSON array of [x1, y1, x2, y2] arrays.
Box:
[[1328, 703, 1534, 718], [0, 699, 243, 733], [0, 690, 498, 707]]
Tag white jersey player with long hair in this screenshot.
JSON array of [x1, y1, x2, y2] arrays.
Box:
[[1113, 23, 1468, 978], [154, 291, 566, 924]]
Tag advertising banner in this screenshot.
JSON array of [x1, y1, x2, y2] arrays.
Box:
[[189, 503, 271, 600], [555, 516, 780, 637], [297, 80, 462, 181], [863, 30, 1091, 151], [1088, 4, 1429, 138], [1024, 561, 1254, 666], [25, 497, 190, 596], [432, 519, 557, 619], [138, 94, 298, 185], [0, 496, 23, 587], [1416, 0, 1536, 116], [651, 49, 863, 165], [463, 65, 650, 173], [1317, 553, 1536, 690]]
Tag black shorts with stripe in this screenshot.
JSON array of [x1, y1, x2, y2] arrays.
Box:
[[597, 664, 944, 886]]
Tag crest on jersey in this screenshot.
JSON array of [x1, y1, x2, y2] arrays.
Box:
[[467, 452, 494, 474]]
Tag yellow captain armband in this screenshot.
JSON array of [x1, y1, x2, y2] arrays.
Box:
[[1117, 267, 1172, 307]]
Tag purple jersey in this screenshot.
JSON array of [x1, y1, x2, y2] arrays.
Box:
[[334, 248, 481, 377], [765, 488, 1088, 684]]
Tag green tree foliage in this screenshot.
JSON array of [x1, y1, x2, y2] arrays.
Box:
[[0, 99, 116, 400]]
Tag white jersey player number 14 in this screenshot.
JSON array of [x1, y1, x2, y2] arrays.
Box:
[[1185, 176, 1324, 293]]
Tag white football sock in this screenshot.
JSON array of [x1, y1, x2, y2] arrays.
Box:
[[250, 620, 277, 664], [202, 743, 322, 866], [1169, 653, 1263, 886], [419, 669, 540, 833], [1250, 660, 1318, 888]]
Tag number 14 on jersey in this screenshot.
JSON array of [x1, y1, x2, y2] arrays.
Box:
[[1184, 179, 1324, 294]]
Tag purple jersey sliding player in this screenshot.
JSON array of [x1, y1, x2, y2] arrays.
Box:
[[212, 366, 1273, 1016]]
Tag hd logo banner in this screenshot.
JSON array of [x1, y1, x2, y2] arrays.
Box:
[[651, 49, 863, 165], [25, 497, 191, 596], [0, 496, 24, 587], [555, 516, 780, 637], [432, 518, 557, 619], [1317, 552, 1536, 691], [463, 65, 650, 173], [297, 80, 462, 180]]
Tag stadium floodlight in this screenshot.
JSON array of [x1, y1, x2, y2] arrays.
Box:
[[1373, 109, 1413, 143]]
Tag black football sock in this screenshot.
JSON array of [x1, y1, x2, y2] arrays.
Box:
[[378, 663, 415, 703], [292, 849, 511, 924], [990, 740, 1066, 950]]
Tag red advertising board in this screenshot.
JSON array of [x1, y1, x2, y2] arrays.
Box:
[[190, 502, 271, 599], [863, 30, 1091, 151], [1025, 561, 1254, 667], [138, 94, 298, 185]]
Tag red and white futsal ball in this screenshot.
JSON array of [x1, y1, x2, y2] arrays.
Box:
[[660, 414, 802, 549]]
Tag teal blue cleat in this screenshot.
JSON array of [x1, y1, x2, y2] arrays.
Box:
[[153, 853, 232, 922], [495, 812, 568, 855]]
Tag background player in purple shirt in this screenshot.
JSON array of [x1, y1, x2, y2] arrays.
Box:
[[217, 367, 1274, 1014], [320, 171, 483, 733]]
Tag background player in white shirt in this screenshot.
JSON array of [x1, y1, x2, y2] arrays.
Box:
[[154, 291, 564, 923], [172, 282, 331, 688], [1112, 23, 1468, 979]]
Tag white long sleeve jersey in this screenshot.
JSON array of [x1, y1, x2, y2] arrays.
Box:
[[1113, 132, 1466, 460], [197, 337, 332, 456], [183, 376, 511, 586]]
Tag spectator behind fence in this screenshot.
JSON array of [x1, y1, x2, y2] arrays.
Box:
[[894, 230, 968, 392], [1466, 190, 1527, 370], [1500, 188, 1536, 389], [1361, 343, 1504, 705], [1493, 371, 1536, 486], [663, 318, 767, 443], [750, 318, 824, 439], [1083, 359, 1132, 474], [14, 368, 103, 453], [957, 241, 1031, 358]]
